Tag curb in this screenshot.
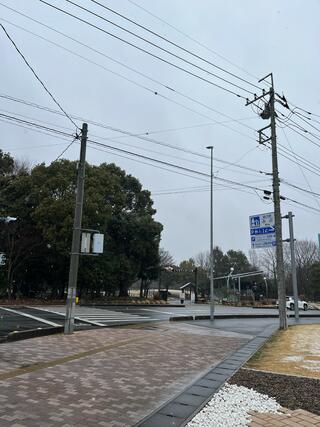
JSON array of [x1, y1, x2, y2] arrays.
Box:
[[135, 323, 277, 427], [170, 313, 320, 321], [81, 304, 185, 308], [136, 316, 320, 427], [170, 316, 194, 322], [1, 327, 63, 343]]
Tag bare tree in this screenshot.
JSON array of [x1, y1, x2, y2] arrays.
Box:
[[194, 250, 210, 270], [248, 249, 260, 270], [12, 157, 33, 175], [294, 240, 319, 297], [159, 247, 175, 267]]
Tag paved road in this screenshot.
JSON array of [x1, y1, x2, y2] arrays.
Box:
[[0, 303, 318, 339], [86, 303, 319, 319], [0, 305, 157, 338]]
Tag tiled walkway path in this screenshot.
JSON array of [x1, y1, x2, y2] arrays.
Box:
[[250, 408, 320, 426], [0, 323, 249, 426]]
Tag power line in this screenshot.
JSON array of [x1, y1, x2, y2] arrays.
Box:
[[87, 138, 320, 214], [282, 99, 320, 118], [0, 23, 78, 130], [283, 196, 320, 214], [0, 112, 74, 138], [86, 142, 264, 198], [3, 111, 319, 213], [0, 93, 267, 176], [88, 0, 262, 91], [291, 110, 320, 135], [0, 12, 258, 139], [0, 118, 71, 144], [281, 179, 320, 198], [280, 128, 320, 210], [276, 145, 320, 178], [4, 90, 320, 188], [87, 137, 270, 193], [64, 0, 255, 95], [127, 0, 262, 83], [38, 0, 247, 99]]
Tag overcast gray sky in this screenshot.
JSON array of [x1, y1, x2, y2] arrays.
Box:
[[1, 0, 320, 263]]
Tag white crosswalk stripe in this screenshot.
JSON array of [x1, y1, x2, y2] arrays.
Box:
[[74, 310, 156, 326], [31, 306, 158, 327]]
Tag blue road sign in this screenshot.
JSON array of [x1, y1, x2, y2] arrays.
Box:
[[249, 212, 276, 249]]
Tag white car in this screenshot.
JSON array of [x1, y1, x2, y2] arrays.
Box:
[[286, 296, 308, 311], [276, 296, 308, 310]]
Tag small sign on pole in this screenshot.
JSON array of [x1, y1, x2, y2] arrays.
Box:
[[81, 232, 91, 253], [92, 233, 104, 254], [249, 212, 276, 249]]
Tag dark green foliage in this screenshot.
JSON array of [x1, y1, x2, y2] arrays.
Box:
[[0, 153, 162, 299]]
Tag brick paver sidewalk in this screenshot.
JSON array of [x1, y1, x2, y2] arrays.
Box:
[[0, 322, 249, 426], [250, 408, 320, 426]]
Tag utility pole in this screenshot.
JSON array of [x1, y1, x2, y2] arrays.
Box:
[[246, 73, 287, 330], [206, 146, 214, 321], [64, 123, 88, 335], [194, 267, 198, 302], [285, 212, 299, 319]]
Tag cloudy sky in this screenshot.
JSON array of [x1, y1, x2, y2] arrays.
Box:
[[1, 0, 320, 263]]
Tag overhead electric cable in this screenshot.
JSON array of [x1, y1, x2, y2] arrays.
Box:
[[0, 93, 267, 175], [63, 0, 255, 95], [88, 0, 262, 91], [127, 0, 262, 83], [38, 0, 247, 99], [88, 138, 270, 193], [0, 112, 73, 138], [281, 128, 320, 209], [0, 23, 78, 130], [0, 12, 258, 137], [87, 139, 320, 214]]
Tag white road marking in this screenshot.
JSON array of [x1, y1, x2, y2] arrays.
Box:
[[0, 306, 61, 327], [140, 308, 174, 315], [30, 306, 156, 326], [31, 306, 65, 316]]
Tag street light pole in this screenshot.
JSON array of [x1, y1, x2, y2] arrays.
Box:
[[226, 267, 234, 298], [207, 146, 214, 321], [263, 277, 268, 299]]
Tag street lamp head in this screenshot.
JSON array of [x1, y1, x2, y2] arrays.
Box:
[[230, 267, 234, 272], [206, 146, 213, 150]]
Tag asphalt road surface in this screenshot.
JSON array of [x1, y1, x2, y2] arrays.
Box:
[[0, 304, 318, 340]]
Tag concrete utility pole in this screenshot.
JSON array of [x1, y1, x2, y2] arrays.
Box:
[[246, 73, 287, 330], [64, 123, 88, 335], [206, 146, 214, 321], [269, 86, 287, 330], [286, 211, 299, 319]]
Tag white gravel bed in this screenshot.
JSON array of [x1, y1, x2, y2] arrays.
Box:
[[186, 383, 283, 427]]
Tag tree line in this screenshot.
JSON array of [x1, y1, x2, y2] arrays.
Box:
[[250, 240, 320, 300], [1, 150, 319, 302], [0, 150, 162, 300]]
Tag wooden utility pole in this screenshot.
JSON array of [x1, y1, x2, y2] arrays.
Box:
[[64, 123, 88, 334]]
